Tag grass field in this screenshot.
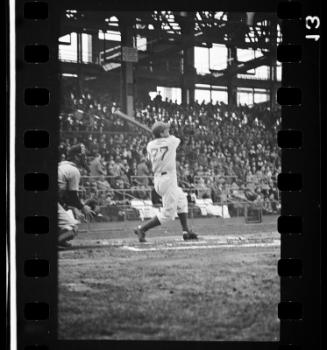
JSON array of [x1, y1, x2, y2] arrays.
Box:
[[58, 216, 280, 341]]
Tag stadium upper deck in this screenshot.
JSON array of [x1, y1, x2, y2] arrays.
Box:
[[59, 11, 282, 111]]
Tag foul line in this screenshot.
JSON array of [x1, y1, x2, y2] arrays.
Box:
[[121, 240, 280, 252]]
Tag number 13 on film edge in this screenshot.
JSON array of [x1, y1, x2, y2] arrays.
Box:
[[305, 16, 320, 41]]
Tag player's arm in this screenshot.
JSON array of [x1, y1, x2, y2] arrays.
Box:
[[146, 144, 154, 172], [65, 168, 95, 219], [64, 191, 94, 221], [63, 191, 84, 210], [146, 144, 152, 162], [64, 168, 83, 209], [169, 135, 181, 149], [146, 150, 151, 162]]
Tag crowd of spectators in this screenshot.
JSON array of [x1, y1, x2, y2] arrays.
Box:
[[59, 87, 281, 218]]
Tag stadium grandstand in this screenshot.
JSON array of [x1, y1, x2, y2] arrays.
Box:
[[59, 11, 282, 222]]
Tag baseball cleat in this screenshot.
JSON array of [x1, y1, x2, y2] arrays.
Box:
[[183, 231, 198, 240], [134, 226, 146, 243]]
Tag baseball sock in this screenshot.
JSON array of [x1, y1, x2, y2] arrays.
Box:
[[178, 213, 189, 232], [139, 216, 161, 232]]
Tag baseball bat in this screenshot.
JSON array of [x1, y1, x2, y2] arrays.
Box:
[[113, 110, 152, 134]]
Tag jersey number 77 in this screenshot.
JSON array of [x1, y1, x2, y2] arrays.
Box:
[[150, 146, 168, 161]]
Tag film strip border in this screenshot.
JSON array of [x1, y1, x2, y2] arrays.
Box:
[[15, 1, 59, 349], [13, 1, 321, 350], [277, 1, 321, 348]]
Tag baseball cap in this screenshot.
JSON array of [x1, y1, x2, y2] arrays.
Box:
[[151, 121, 170, 137], [67, 143, 89, 170]]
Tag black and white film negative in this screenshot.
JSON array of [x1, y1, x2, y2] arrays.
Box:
[[8, 0, 323, 349]]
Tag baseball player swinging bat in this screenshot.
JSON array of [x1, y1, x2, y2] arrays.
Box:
[[133, 121, 198, 242]]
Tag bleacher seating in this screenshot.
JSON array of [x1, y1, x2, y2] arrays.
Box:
[[59, 87, 281, 220]]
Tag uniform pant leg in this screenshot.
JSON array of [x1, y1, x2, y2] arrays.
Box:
[[176, 186, 188, 214], [58, 203, 78, 233], [155, 177, 179, 224]]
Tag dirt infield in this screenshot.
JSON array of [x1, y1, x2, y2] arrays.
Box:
[[58, 216, 280, 341]]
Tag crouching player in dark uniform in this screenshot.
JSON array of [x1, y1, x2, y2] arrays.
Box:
[[58, 144, 94, 249]]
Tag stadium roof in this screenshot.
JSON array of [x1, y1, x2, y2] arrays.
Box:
[[61, 10, 282, 51]]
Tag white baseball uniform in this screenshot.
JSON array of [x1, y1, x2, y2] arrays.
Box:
[[147, 135, 188, 224], [58, 161, 80, 233]]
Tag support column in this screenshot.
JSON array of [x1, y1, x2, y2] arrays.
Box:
[[76, 33, 83, 94], [92, 32, 100, 64], [76, 32, 82, 63], [119, 15, 135, 117], [181, 48, 195, 105], [269, 19, 278, 110], [269, 64, 277, 109], [227, 45, 237, 106], [180, 13, 195, 105]]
